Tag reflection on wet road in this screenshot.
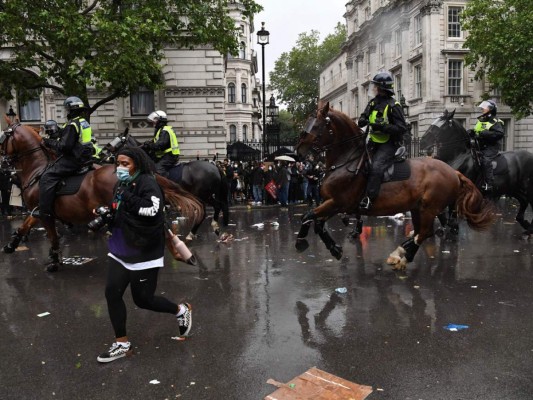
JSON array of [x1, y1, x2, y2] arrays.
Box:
[[1, 200, 533, 399]]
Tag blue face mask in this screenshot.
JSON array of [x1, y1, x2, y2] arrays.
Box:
[[116, 166, 131, 182]]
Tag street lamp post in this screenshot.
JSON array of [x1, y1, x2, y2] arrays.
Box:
[[6, 105, 17, 120], [266, 94, 279, 157], [400, 94, 413, 155], [257, 22, 269, 160]]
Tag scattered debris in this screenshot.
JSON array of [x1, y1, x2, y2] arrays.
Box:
[[149, 379, 160, 385], [498, 301, 516, 307], [443, 324, 469, 331], [233, 237, 249, 242], [266, 367, 372, 400], [513, 250, 520, 253], [413, 285, 420, 289], [251, 223, 265, 229], [37, 312, 50, 318], [441, 250, 451, 254], [271, 221, 279, 227], [471, 285, 478, 289], [335, 287, 348, 294], [15, 246, 29, 251], [217, 233, 234, 243], [171, 336, 186, 342], [62, 256, 95, 266]]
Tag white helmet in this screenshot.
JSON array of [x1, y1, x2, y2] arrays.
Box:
[[147, 110, 167, 123]]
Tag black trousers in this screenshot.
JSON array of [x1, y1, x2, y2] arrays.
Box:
[[155, 154, 179, 177], [367, 141, 397, 200], [39, 157, 81, 215], [480, 146, 498, 185], [0, 188, 11, 215], [105, 258, 178, 338]]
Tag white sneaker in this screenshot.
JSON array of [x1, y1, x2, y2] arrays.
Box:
[[177, 303, 192, 337], [97, 342, 132, 363]]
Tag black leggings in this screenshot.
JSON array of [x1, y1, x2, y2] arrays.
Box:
[[105, 258, 178, 338]]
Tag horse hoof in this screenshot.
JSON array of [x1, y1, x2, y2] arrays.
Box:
[[391, 257, 408, 271], [330, 245, 343, 260], [3, 244, 15, 254], [185, 233, 197, 241], [387, 246, 406, 265], [46, 264, 59, 273], [214, 228, 220, 236], [435, 228, 444, 237], [295, 239, 309, 253], [186, 255, 197, 266]]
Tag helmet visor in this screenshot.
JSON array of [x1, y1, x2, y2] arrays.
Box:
[[478, 101, 494, 110], [303, 117, 316, 134]]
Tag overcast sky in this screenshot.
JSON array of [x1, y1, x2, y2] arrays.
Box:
[[255, 0, 346, 84]]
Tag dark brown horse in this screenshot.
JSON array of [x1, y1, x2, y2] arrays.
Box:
[[0, 118, 204, 271], [295, 102, 495, 270]]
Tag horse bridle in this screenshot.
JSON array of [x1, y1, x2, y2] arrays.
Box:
[[0, 123, 47, 165]]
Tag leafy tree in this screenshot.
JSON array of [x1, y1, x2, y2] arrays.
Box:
[[277, 109, 298, 142], [0, 0, 261, 115], [269, 22, 346, 123], [462, 0, 533, 118]]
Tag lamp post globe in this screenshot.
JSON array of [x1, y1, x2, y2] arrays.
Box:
[[257, 22, 270, 159]]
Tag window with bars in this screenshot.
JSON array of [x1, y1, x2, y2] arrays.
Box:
[[130, 87, 155, 116], [448, 60, 463, 95], [395, 30, 402, 57], [414, 64, 422, 98], [414, 14, 422, 45], [18, 91, 41, 121], [241, 83, 247, 103], [448, 7, 463, 38], [228, 83, 236, 103], [394, 74, 402, 100], [229, 125, 237, 142]]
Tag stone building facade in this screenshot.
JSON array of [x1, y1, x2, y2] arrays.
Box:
[[0, 1, 262, 160], [320, 0, 533, 152]]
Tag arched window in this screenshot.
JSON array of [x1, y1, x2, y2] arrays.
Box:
[[239, 42, 246, 59], [242, 125, 248, 142], [228, 83, 236, 103], [229, 124, 237, 143], [241, 83, 247, 103]]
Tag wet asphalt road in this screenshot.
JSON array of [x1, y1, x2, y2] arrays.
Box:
[[1, 200, 533, 400]]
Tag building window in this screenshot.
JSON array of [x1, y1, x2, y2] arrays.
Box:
[[18, 92, 41, 121], [330, 69, 333, 80], [365, 0, 371, 19], [339, 101, 343, 112], [395, 30, 402, 57], [323, 76, 326, 85], [414, 14, 422, 46], [242, 124, 248, 142], [414, 64, 422, 98], [240, 24, 245, 35], [394, 74, 402, 100], [239, 42, 246, 59], [229, 124, 237, 143], [130, 87, 154, 116], [379, 41, 384, 65], [501, 119, 509, 151], [365, 52, 370, 74], [448, 60, 463, 95], [354, 93, 359, 116], [411, 121, 418, 139], [339, 62, 342, 77], [241, 83, 247, 103], [448, 7, 463, 38], [228, 83, 236, 103]]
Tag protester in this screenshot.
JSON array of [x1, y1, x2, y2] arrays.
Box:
[[275, 161, 289, 207], [251, 162, 266, 205], [0, 160, 13, 218], [96, 147, 192, 363]]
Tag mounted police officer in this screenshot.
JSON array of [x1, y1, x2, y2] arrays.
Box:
[[357, 72, 407, 210], [44, 120, 61, 140], [467, 100, 504, 192], [39, 96, 94, 219], [143, 110, 180, 177]]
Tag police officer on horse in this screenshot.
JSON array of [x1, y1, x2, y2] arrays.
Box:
[[467, 100, 504, 192], [142, 110, 180, 177], [39, 96, 95, 219], [358, 72, 408, 210]]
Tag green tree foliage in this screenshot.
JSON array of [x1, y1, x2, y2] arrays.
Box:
[[278, 109, 298, 142], [0, 0, 261, 114], [269, 22, 346, 123], [462, 0, 533, 118]]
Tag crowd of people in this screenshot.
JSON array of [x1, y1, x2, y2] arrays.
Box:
[[216, 155, 326, 208]]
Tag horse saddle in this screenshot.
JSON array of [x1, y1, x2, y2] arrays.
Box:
[[490, 153, 507, 176], [55, 167, 91, 196], [383, 147, 411, 183]]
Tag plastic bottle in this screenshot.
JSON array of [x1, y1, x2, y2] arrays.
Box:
[[168, 229, 196, 265]]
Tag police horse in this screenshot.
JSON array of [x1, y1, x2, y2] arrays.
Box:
[[421, 110, 533, 237]]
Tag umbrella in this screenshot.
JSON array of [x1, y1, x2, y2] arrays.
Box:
[[274, 155, 296, 162]]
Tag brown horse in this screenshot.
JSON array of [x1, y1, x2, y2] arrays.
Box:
[[0, 118, 204, 271], [295, 102, 495, 270]]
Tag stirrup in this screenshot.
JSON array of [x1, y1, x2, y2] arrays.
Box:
[[359, 196, 372, 210], [481, 183, 493, 192]]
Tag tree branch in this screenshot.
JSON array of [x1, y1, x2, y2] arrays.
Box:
[[89, 90, 121, 115], [81, 0, 99, 15], [19, 68, 65, 94]]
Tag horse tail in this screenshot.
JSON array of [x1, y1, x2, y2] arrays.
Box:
[[155, 175, 205, 227], [455, 172, 496, 230], [217, 166, 230, 226]]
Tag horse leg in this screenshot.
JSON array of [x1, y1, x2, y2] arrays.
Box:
[[349, 214, 364, 239], [315, 219, 343, 260], [210, 202, 221, 236], [435, 211, 447, 237], [295, 210, 315, 252], [447, 204, 459, 235], [43, 218, 62, 273], [3, 215, 38, 253], [515, 198, 530, 232], [387, 209, 433, 271], [187, 204, 206, 241]]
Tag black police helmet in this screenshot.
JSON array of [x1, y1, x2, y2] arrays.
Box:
[[64, 96, 85, 114], [371, 72, 394, 95]]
